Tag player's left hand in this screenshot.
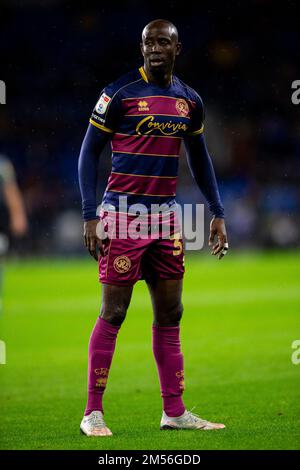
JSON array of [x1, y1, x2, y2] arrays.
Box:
[[208, 217, 229, 260]]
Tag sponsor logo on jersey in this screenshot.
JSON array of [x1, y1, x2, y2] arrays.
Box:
[[91, 113, 105, 123], [95, 93, 111, 115], [175, 98, 189, 117], [113, 255, 131, 273], [136, 115, 188, 136], [138, 100, 149, 112]]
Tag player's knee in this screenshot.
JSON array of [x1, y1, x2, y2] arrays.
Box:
[[173, 302, 184, 324], [167, 301, 183, 325], [156, 302, 184, 326], [101, 304, 128, 326]]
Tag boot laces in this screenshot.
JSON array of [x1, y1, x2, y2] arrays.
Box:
[[88, 411, 105, 429], [186, 406, 207, 425]]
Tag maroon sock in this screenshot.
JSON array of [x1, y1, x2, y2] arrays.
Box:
[[152, 324, 186, 417], [84, 316, 120, 416]]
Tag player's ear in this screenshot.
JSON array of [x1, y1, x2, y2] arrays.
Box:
[[140, 42, 145, 56], [176, 42, 182, 56]]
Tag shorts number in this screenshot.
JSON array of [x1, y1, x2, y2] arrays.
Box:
[[172, 237, 182, 256]]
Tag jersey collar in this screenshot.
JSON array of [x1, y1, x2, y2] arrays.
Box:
[[139, 66, 149, 83], [138, 66, 173, 86]]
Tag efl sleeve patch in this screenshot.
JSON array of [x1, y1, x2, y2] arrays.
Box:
[[90, 87, 123, 133], [95, 93, 111, 115]]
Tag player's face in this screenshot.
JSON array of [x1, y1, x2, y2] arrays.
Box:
[[140, 25, 181, 73]]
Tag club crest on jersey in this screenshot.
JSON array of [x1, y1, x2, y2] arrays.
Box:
[[138, 100, 149, 112], [176, 98, 189, 117], [113, 255, 131, 273], [96, 93, 111, 115]]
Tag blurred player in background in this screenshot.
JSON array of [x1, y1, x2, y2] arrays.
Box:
[[0, 154, 28, 312], [78, 19, 228, 436]]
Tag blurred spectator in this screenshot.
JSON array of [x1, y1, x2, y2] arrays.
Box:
[[0, 154, 28, 311], [0, 154, 28, 241]]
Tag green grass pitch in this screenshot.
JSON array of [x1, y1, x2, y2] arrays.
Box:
[[0, 251, 299, 450]]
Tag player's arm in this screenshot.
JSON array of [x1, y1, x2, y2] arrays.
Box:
[[1, 158, 28, 237], [79, 87, 123, 260], [3, 181, 28, 237], [184, 132, 228, 259], [78, 123, 110, 260]]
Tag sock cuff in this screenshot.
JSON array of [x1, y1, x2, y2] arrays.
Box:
[[152, 324, 181, 347], [152, 324, 180, 332], [97, 316, 121, 334], [152, 325, 180, 339]]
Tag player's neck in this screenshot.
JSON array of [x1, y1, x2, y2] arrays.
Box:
[[144, 65, 172, 88]]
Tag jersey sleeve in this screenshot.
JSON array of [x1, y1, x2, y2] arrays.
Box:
[[89, 87, 123, 134], [187, 93, 205, 136]]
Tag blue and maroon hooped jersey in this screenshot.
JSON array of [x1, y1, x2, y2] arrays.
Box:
[[90, 66, 204, 211]]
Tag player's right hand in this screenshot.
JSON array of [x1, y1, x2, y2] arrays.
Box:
[[83, 219, 104, 261]]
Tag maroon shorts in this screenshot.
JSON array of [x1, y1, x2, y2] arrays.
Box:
[[98, 211, 184, 286]]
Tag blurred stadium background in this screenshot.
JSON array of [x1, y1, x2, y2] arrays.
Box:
[[0, 0, 300, 451], [0, 0, 299, 254]]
